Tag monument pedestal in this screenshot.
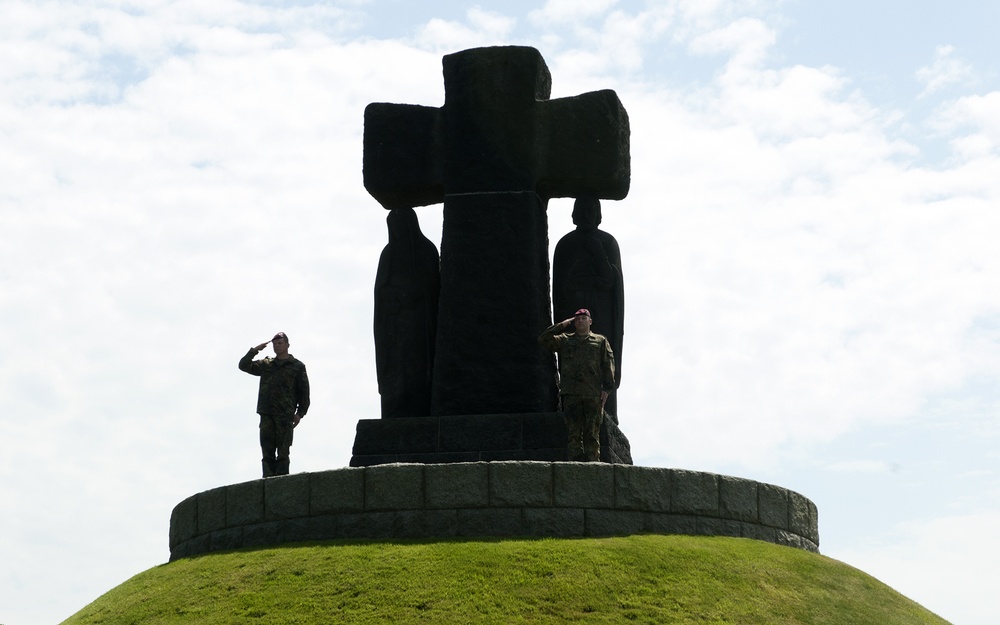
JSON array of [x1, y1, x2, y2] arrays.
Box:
[[349, 412, 632, 467], [169, 462, 820, 561]]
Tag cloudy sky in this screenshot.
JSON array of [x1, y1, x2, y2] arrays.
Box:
[[3, 1, 999, 623]]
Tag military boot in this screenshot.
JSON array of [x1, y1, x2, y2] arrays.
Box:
[[262, 459, 276, 478], [274, 458, 290, 476]]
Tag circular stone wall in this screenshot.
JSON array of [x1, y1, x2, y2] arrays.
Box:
[[169, 462, 819, 560]]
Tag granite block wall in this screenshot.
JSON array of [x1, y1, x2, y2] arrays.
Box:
[[169, 462, 819, 560]]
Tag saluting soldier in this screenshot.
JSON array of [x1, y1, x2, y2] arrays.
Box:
[[538, 309, 615, 462], [239, 331, 310, 477]]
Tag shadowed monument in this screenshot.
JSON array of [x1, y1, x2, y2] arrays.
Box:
[[355, 45, 633, 465], [167, 45, 824, 561]]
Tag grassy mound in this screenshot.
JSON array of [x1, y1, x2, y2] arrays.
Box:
[[63, 535, 950, 624]]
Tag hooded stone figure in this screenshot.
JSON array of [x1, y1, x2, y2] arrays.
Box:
[[552, 196, 624, 420], [374, 207, 440, 418]]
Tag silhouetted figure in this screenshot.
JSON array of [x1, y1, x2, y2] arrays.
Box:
[[539, 309, 615, 461], [238, 331, 310, 478], [553, 196, 624, 420], [374, 208, 440, 418]]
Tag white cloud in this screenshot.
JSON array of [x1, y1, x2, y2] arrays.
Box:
[[931, 91, 1000, 158], [528, 0, 620, 24], [917, 44, 977, 97], [414, 8, 516, 52], [827, 460, 899, 474], [688, 16, 775, 68], [839, 513, 1000, 625]]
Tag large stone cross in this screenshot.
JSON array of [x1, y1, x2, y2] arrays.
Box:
[[364, 46, 630, 416]]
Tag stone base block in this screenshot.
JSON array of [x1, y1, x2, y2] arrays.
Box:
[[350, 412, 632, 466]]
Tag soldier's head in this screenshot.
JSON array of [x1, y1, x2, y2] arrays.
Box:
[[572, 308, 592, 335], [271, 332, 290, 357], [572, 196, 601, 230]]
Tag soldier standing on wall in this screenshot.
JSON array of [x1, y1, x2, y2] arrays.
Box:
[[238, 332, 310, 477], [538, 309, 615, 461]]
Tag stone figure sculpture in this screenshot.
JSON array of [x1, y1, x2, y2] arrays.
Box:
[[553, 196, 624, 419], [374, 208, 440, 418]]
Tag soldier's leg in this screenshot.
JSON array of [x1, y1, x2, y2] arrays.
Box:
[[582, 397, 604, 462], [274, 417, 294, 476], [259, 414, 278, 477], [561, 395, 586, 462]]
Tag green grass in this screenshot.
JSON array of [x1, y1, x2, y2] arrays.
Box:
[[63, 535, 951, 624]]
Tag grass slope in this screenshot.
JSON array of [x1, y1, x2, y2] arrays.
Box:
[[63, 535, 950, 625]]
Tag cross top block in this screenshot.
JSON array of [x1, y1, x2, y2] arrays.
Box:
[[364, 46, 631, 210]]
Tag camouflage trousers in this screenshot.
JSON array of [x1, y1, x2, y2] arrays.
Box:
[[561, 395, 603, 462], [259, 413, 295, 477]]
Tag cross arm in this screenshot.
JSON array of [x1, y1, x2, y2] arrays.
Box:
[[536, 89, 631, 201], [363, 102, 444, 210]]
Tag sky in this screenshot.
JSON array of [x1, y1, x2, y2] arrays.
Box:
[[2, 0, 999, 623]]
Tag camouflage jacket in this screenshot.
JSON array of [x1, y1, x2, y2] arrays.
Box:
[[239, 349, 310, 417], [538, 324, 615, 397]]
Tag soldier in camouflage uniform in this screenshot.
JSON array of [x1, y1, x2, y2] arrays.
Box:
[[538, 309, 615, 462], [239, 331, 310, 477]]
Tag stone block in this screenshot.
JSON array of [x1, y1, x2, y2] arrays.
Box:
[[366, 464, 425, 510], [670, 470, 719, 516], [169, 495, 198, 549], [524, 508, 585, 537], [197, 487, 227, 534], [340, 512, 396, 539], [457, 508, 523, 537], [600, 419, 633, 464], [278, 517, 316, 544], [242, 522, 281, 549], [645, 513, 697, 536], [431, 193, 558, 416], [614, 465, 670, 512], [352, 418, 439, 455], [398, 452, 480, 464], [586, 509, 644, 536], [350, 454, 400, 467], [227, 480, 263, 526], [807, 499, 819, 545], [170, 540, 193, 561], [284, 516, 333, 543], [425, 463, 489, 509], [395, 509, 459, 539], [697, 517, 742, 538], [265, 473, 310, 521], [311, 468, 365, 514], [440, 414, 521, 452], [719, 475, 758, 523], [742, 522, 778, 544], [776, 530, 803, 550], [788, 489, 816, 542], [489, 461, 552, 507], [554, 462, 614, 508], [522, 413, 566, 449], [209, 527, 243, 553], [173, 534, 209, 561], [481, 448, 565, 462], [330, 512, 395, 540], [758, 483, 789, 529]]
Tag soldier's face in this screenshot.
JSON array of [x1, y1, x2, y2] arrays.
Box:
[[272, 337, 289, 356], [573, 314, 592, 334]]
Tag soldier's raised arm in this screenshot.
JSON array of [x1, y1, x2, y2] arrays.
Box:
[[538, 318, 573, 350]]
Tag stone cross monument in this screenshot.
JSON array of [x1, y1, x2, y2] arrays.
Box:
[[354, 45, 632, 464]]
